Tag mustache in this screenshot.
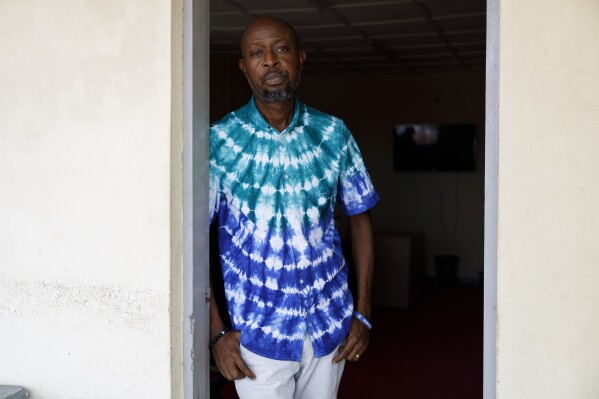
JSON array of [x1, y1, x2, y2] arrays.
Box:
[[260, 69, 288, 83]]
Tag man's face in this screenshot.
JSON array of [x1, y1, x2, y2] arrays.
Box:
[[239, 19, 306, 104]]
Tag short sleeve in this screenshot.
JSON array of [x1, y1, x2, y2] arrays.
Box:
[[209, 169, 220, 225], [337, 125, 380, 215]]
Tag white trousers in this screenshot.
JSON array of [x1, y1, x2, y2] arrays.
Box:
[[234, 335, 346, 399]]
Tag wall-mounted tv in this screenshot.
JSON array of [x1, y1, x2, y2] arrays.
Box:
[[393, 124, 476, 172]]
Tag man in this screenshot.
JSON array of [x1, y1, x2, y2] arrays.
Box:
[[208, 16, 379, 399]]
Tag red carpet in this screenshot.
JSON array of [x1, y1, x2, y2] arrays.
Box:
[[212, 281, 483, 399]]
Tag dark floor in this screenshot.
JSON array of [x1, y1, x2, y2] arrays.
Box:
[[212, 280, 483, 399]]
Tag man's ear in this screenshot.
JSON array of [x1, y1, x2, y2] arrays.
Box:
[[238, 58, 247, 75], [299, 50, 307, 71]]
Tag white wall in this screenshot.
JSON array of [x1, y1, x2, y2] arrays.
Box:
[[0, 1, 182, 397], [495, 0, 599, 397]]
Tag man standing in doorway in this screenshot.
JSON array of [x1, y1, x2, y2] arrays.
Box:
[[208, 16, 379, 399]]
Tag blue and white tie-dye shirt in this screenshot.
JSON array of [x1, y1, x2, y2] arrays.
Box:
[[209, 97, 379, 361]]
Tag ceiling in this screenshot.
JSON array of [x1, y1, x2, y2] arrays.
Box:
[[210, 0, 487, 75]]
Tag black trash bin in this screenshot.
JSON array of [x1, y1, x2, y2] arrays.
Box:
[[434, 255, 459, 285]]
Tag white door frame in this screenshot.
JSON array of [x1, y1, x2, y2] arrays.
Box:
[[183, 0, 500, 397], [484, 0, 499, 398], [182, 0, 210, 398]]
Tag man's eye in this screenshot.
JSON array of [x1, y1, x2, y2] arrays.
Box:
[[250, 50, 263, 57], [276, 46, 288, 53]]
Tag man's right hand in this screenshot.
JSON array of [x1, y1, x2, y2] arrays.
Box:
[[212, 330, 256, 381]]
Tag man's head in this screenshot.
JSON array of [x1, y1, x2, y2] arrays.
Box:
[[238, 17, 306, 104]]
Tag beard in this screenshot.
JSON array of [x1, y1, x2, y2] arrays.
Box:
[[262, 85, 294, 103], [246, 68, 300, 104]]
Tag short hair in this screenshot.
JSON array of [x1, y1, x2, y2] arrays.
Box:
[[239, 16, 301, 56]]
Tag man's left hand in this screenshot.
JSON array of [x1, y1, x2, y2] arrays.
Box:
[[332, 317, 370, 363]]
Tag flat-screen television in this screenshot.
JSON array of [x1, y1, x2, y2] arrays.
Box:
[[393, 123, 476, 172]]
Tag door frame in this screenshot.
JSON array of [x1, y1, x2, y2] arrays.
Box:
[[183, 0, 500, 397], [484, 0, 499, 398], [182, 0, 210, 398]]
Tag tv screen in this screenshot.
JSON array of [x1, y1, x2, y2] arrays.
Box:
[[393, 124, 476, 172]]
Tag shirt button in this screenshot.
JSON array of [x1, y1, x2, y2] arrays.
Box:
[[299, 279, 304, 284], [302, 310, 307, 318], [285, 175, 289, 179]]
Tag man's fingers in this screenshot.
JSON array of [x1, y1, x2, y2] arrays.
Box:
[[333, 342, 354, 364], [219, 357, 254, 381], [340, 343, 363, 363], [234, 357, 256, 380], [332, 346, 346, 364], [219, 358, 249, 381], [332, 322, 370, 363], [212, 330, 256, 380], [215, 357, 236, 381]]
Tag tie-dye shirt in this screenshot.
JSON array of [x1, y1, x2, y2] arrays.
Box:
[[209, 97, 379, 361]]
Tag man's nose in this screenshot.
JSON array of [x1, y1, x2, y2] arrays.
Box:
[[263, 49, 279, 67]]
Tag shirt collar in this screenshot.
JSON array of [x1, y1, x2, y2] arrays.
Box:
[[247, 95, 301, 134]]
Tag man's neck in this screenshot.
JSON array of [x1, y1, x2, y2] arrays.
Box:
[[254, 97, 295, 132]]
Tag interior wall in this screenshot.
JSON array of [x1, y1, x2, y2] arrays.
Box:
[[299, 72, 485, 280], [496, 0, 599, 397], [0, 1, 180, 397], [211, 55, 485, 279]]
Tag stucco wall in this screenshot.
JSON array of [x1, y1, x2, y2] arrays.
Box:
[[0, 1, 179, 397], [496, 0, 599, 397]]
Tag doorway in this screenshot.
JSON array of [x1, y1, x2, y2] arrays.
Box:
[[203, 0, 494, 397]]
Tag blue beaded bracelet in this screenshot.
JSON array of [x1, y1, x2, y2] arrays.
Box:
[[353, 311, 372, 330]]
